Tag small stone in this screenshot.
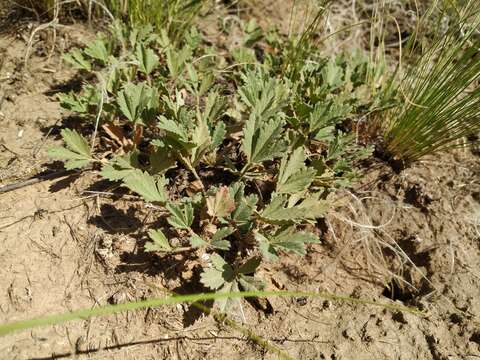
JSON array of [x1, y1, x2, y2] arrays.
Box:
[[342, 328, 355, 340]]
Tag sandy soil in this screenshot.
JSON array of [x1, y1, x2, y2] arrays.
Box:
[[1, 15, 480, 360]]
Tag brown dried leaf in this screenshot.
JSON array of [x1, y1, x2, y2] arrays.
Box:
[[186, 179, 204, 196], [102, 122, 133, 151], [133, 124, 143, 146], [206, 186, 236, 219]]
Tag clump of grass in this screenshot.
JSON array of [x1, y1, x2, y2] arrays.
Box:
[[380, 2, 480, 165], [103, 0, 204, 42]]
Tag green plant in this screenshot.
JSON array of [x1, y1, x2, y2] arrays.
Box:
[[0, 289, 421, 337], [380, 2, 480, 164], [103, 0, 204, 43], [50, 21, 375, 313]]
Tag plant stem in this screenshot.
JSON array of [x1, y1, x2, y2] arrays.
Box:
[[179, 154, 205, 191], [169, 246, 195, 254], [237, 163, 251, 181]]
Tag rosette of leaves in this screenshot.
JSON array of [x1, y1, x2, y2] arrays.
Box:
[[49, 22, 374, 315]]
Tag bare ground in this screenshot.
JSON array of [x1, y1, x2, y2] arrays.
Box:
[[1, 19, 480, 360]]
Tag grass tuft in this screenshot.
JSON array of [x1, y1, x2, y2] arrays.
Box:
[[381, 1, 480, 164]]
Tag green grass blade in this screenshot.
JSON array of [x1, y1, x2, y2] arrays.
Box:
[[0, 290, 422, 337]]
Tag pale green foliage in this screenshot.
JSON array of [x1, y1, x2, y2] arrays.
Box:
[[135, 43, 159, 75], [210, 227, 235, 250], [256, 228, 319, 261], [166, 202, 194, 230], [260, 195, 329, 224], [103, 0, 203, 43], [277, 148, 316, 194], [57, 85, 100, 114], [145, 229, 172, 252], [117, 82, 154, 124], [239, 70, 289, 119], [52, 20, 374, 314], [48, 129, 92, 170], [85, 37, 110, 64], [63, 49, 91, 71], [243, 115, 287, 164], [123, 170, 168, 202], [165, 46, 192, 79], [100, 152, 139, 181], [200, 254, 264, 312]]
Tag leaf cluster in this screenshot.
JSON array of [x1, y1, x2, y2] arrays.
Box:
[[51, 21, 376, 313]]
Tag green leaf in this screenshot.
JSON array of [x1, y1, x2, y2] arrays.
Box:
[[200, 254, 233, 290], [211, 227, 234, 250], [243, 114, 287, 164], [57, 86, 100, 114], [322, 59, 344, 89], [145, 229, 172, 252], [261, 195, 329, 224], [165, 46, 191, 78], [210, 240, 230, 251], [157, 116, 196, 151], [243, 19, 263, 47], [277, 147, 316, 194], [166, 202, 194, 230], [48, 129, 92, 170], [62, 129, 90, 156], [296, 193, 330, 218], [314, 126, 335, 142], [190, 117, 211, 166], [211, 122, 226, 149], [200, 267, 226, 290], [48, 147, 91, 170], [135, 43, 159, 75], [117, 82, 150, 124], [216, 280, 240, 313], [200, 254, 264, 312], [229, 183, 258, 233], [238, 70, 289, 119], [260, 196, 303, 224], [189, 234, 207, 248], [84, 38, 109, 64], [256, 232, 278, 261], [100, 152, 139, 181], [256, 227, 319, 261], [123, 170, 167, 203], [63, 49, 91, 71], [308, 100, 351, 134], [238, 257, 261, 274], [203, 91, 227, 125], [238, 275, 265, 292], [149, 146, 177, 174]]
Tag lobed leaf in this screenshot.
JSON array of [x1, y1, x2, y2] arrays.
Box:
[[63, 49, 91, 71], [100, 152, 139, 181], [123, 170, 168, 203], [261, 195, 328, 224], [211, 227, 235, 250], [145, 229, 172, 252], [135, 43, 159, 75], [166, 202, 194, 230], [117, 82, 150, 124], [48, 129, 92, 170], [84, 38, 109, 64], [277, 147, 316, 194], [256, 228, 319, 261], [206, 186, 236, 219], [243, 114, 287, 164]]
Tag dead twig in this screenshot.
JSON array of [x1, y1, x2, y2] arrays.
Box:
[[0, 168, 85, 194]]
